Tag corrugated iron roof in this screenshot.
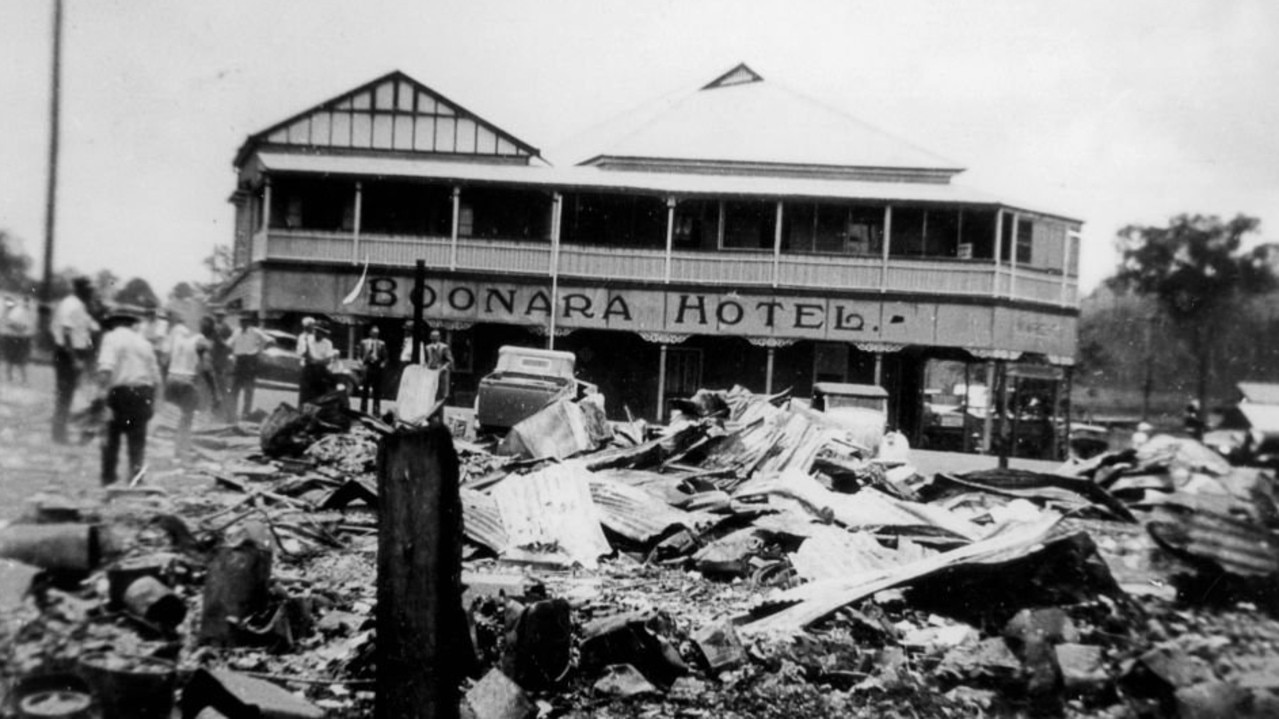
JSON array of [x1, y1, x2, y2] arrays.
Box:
[[790, 526, 934, 582], [254, 152, 1015, 207], [1148, 499, 1279, 577], [558, 64, 963, 173]]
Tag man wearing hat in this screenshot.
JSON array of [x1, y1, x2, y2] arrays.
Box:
[[209, 308, 235, 422], [51, 277, 99, 443], [95, 305, 161, 484], [297, 320, 335, 406], [228, 312, 271, 418]]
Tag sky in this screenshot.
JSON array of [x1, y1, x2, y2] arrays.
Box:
[[2, 0, 1277, 297]]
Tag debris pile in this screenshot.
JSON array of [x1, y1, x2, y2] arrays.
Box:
[[3, 389, 1279, 718]]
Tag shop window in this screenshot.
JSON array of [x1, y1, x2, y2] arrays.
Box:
[[813, 342, 849, 384], [447, 329, 473, 374], [665, 348, 703, 398], [722, 201, 775, 250]]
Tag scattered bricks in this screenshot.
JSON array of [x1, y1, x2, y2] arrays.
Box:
[[122, 576, 187, 631], [937, 638, 1022, 682], [581, 611, 688, 687], [179, 668, 324, 719], [1175, 681, 1251, 719], [1003, 608, 1079, 648], [464, 669, 535, 719], [1121, 646, 1217, 716], [692, 622, 746, 674], [501, 598, 573, 690], [1054, 643, 1109, 695], [593, 664, 658, 698], [668, 676, 708, 701]]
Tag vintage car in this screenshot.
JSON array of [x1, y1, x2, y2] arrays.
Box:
[[257, 329, 365, 394], [809, 382, 889, 454], [474, 346, 598, 433]]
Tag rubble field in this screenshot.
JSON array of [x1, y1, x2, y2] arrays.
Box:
[[3, 383, 1279, 719]]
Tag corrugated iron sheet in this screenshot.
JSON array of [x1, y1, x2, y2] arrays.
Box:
[[738, 515, 1063, 635], [1148, 499, 1279, 577], [588, 475, 716, 544], [491, 463, 612, 569], [461, 487, 507, 553], [790, 526, 934, 582]]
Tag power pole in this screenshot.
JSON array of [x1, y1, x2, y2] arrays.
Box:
[[40, 0, 64, 332]]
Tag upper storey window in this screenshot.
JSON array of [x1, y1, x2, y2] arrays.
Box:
[[721, 201, 776, 250], [270, 178, 355, 232]]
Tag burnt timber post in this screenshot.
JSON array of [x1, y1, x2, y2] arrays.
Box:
[[376, 424, 463, 719], [412, 259, 426, 364]]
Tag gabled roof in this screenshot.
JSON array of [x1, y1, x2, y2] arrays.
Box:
[[234, 70, 539, 168], [563, 63, 963, 176]]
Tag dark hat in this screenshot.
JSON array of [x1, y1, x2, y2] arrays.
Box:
[[72, 276, 93, 290]]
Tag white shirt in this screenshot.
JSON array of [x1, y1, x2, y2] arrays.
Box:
[[167, 325, 207, 379], [231, 326, 270, 356], [97, 325, 160, 388], [52, 294, 98, 350], [4, 304, 33, 337]]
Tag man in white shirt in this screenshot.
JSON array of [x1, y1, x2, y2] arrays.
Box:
[[2, 297, 34, 384], [298, 320, 335, 406], [228, 312, 271, 419], [95, 305, 161, 485], [51, 277, 99, 443]]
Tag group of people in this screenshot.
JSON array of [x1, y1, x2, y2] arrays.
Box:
[[353, 320, 453, 416], [47, 277, 274, 484]]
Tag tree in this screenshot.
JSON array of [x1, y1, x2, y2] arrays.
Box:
[[114, 277, 159, 308], [199, 243, 236, 295], [1110, 214, 1276, 426]]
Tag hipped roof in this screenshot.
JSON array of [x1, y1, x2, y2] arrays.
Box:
[[561, 63, 963, 174]]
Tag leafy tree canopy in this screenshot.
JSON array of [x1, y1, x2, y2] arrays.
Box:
[[114, 277, 159, 308], [1111, 214, 1276, 326]]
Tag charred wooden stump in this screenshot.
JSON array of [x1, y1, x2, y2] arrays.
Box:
[[377, 424, 467, 719]]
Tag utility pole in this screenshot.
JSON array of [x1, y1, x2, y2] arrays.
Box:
[[40, 0, 64, 333]]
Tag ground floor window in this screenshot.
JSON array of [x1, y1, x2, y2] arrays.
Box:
[[813, 342, 849, 384], [665, 347, 703, 398]]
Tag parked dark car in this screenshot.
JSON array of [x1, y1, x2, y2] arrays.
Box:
[[257, 330, 365, 394]]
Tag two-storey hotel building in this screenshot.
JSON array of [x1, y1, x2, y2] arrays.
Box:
[[219, 64, 1081, 444]]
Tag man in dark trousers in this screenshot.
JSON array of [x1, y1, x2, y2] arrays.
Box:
[[228, 312, 270, 419], [358, 324, 388, 415], [95, 305, 160, 485], [425, 329, 454, 402]]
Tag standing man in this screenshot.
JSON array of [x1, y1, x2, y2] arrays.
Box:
[[358, 324, 388, 415], [143, 306, 171, 382], [210, 309, 235, 422], [96, 306, 160, 485], [228, 312, 270, 419], [51, 277, 98, 443], [164, 318, 208, 462], [298, 321, 335, 406], [3, 297, 34, 384], [425, 329, 454, 402]]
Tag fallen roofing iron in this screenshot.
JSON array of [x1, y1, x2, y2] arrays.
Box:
[[736, 515, 1063, 635], [588, 474, 719, 545], [1147, 493, 1279, 578], [491, 462, 612, 568], [932, 468, 1136, 522]]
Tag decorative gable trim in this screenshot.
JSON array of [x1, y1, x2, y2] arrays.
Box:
[[234, 70, 539, 168], [701, 62, 764, 90]]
